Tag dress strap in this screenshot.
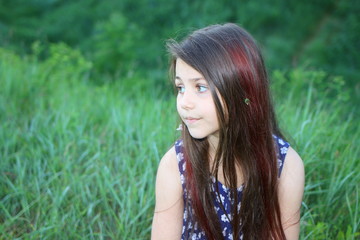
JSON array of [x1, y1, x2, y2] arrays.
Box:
[[273, 135, 290, 177], [174, 140, 186, 188]]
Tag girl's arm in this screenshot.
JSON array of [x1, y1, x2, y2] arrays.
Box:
[[278, 146, 305, 240], [151, 147, 184, 240]]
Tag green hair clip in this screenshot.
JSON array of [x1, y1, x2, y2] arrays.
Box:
[[244, 98, 250, 105]]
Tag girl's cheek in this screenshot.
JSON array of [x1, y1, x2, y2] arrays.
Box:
[[176, 97, 181, 113]]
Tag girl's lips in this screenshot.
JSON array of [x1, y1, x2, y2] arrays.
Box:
[[184, 117, 200, 124]]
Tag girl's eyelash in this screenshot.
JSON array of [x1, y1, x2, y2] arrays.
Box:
[[175, 84, 208, 93], [196, 85, 208, 92], [176, 85, 185, 93]]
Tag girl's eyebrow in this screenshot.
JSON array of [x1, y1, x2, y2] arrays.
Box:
[[175, 76, 205, 82]]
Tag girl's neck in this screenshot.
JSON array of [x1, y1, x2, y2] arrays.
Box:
[[207, 133, 219, 159], [207, 133, 245, 188]]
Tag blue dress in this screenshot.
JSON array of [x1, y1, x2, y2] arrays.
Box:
[[174, 135, 290, 240]]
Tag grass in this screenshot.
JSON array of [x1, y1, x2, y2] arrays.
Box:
[[272, 70, 360, 239], [0, 46, 359, 239]]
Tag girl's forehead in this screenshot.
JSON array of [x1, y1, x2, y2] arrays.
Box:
[[175, 58, 205, 81]]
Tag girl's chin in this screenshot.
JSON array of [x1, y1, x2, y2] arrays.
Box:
[[188, 130, 207, 139], [188, 130, 218, 140]]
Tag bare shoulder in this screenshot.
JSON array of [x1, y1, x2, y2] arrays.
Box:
[[154, 146, 183, 211], [278, 146, 304, 210], [158, 146, 178, 171], [281, 146, 305, 183], [151, 146, 183, 239], [278, 146, 305, 239]]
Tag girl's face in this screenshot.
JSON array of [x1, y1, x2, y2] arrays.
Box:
[[175, 58, 220, 141]]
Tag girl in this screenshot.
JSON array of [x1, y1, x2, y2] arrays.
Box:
[[151, 23, 304, 240]]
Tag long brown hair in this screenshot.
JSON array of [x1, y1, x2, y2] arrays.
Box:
[[167, 23, 286, 239]]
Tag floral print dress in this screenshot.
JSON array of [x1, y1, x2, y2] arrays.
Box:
[[174, 135, 290, 240]]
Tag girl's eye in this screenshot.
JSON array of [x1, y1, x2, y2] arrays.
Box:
[[197, 85, 208, 93], [176, 86, 185, 94]]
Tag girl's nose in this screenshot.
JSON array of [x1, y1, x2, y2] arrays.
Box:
[[179, 91, 195, 110]]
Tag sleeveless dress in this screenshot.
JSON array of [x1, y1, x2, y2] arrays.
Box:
[[174, 135, 290, 240]]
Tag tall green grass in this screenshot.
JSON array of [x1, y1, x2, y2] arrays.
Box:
[[0, 45, 359, 239], [271, 70, 359, 239]]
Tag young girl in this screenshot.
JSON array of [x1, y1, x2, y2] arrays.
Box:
[[151, 23, 304, 240]]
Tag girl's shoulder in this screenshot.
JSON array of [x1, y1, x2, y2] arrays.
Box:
[[152, 145, 184, 239], [278, 145, 304, 238], [280, 145, 304, 183], [154, 145, 183, 212], [155, 145, 180, 191]]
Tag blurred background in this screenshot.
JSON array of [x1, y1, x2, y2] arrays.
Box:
[[0, 0, 359, 239], [1, 0, 359, 89]]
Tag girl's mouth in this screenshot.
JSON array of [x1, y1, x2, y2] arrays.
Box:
[[184, 117, 200, 124]]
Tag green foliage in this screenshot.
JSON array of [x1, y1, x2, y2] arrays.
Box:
[[0, 42, 92, 120], [337, 226, 360, 240], [271, 68, 359, 240], [0, 47, 177, 239], [1, 0, 359, 92], [272, 69, 351, 107], [91, 12, 142, 75], [39, 42, 93, 80]]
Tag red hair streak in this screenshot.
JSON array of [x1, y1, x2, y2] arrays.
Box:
[[184, 152, 216, 240]]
